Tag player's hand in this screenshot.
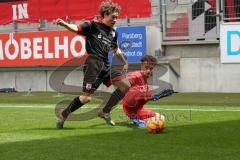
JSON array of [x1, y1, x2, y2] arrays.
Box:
[[152, 89, 174, 101], [55, 18, 66, 26], [122, 64, 128, 73]]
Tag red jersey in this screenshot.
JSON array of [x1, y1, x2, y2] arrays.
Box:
[[123, 71, 153, 108], [122, 71, 155, 120]]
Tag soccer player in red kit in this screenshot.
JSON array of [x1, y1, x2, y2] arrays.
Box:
[[122, 55, 174, 127]]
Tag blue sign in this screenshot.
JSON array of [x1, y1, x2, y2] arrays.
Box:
[[109, 26, 146, 64], [227, 31, 240, 55]]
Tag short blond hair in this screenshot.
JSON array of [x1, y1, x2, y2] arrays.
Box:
[[99, 0, 121, 17]]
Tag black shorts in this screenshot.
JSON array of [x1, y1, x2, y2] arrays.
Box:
[[82, 55, 124, 93]]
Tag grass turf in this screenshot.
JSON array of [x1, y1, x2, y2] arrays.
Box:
[[1, 92, 240, 106], [0, 92, 240, 160]]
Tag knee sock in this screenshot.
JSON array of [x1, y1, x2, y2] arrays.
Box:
[[61, 97, 84, 119], [102, 88, 125, 113]]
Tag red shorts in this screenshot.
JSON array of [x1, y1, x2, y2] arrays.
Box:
[[122, 101, 156, 120]]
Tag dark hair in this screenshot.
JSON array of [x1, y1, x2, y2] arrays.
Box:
[[140, 55, 158, 65], [99, 0, 121, 17]]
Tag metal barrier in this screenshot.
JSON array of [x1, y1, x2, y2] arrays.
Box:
[[190, 0, 219, 40], [222, 0, 240, 21], [161, 0, 230, 41], [161, 0, 191, 41]]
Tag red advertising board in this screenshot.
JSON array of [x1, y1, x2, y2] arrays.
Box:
[[0, 30, 87, 67], [0, 0, 151, 25]]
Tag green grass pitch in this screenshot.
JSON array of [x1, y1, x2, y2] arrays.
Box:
[[0, 92, 240, 160]]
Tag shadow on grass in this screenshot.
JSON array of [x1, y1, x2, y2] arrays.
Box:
[[4, 121, 139, 133], [0, 120, 240, 160], [24, 122, 137, 131]]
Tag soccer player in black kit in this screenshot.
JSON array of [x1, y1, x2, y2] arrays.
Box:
[[55, 0, 131, 128]]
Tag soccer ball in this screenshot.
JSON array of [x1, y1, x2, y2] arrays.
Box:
[[147, 119, 165, 134], [147, 114, 165, 134]]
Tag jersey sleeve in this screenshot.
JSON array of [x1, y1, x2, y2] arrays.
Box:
[[134, 88, 154, 103], [77, 21, 91, 36], [123, 87, 153, 107]]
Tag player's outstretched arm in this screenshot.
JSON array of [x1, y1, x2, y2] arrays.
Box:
[[113, 48, 128, 73], [151, 89, 174, 101], [55, 18, 78, 33]]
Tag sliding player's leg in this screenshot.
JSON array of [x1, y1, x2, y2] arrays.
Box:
[[123, 104, 164, 127]]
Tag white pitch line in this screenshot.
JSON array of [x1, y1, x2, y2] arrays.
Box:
[[84, 106, 240, 112], [150, 108, 240, 112], [0, 104, 53, 108], [69, 107, 238, 112], [1, 104, 240, 112]]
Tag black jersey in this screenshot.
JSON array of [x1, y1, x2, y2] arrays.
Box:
[[77, 20, 118, 64]]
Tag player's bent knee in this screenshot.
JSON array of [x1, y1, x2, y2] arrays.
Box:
[[119, 86, 129, 93], [115, 80, 131, 93], [80, 95, 92, 104]]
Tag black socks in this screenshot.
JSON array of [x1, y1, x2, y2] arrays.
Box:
[[62, 97, 84, 118], [102, 88, 125, 113]]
